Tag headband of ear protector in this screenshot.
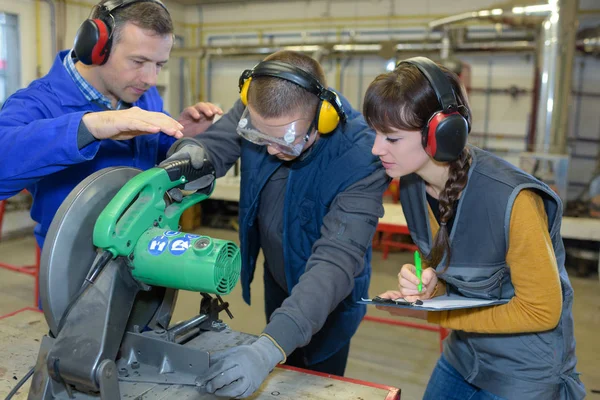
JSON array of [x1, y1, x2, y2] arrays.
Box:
[[399, 57, 471, 162], [238, 61, 347, 134], [73, 0, 169, 66]]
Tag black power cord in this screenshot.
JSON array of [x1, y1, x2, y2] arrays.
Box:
[[4, 367, 34, 400]]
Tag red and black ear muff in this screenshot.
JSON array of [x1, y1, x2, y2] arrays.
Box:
[[400, 56, 470, 163], [422, 110, 469, 162], [73, 18, 113, 65], [73, 0, 170, 66]]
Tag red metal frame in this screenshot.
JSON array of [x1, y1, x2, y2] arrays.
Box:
[[375, 222, 418, 259], [278, 364, 401, 400], [383, 179, 400, 204], [0, 306, 42, 321], [0, 199, 41, 307], [363, 315, 450, 353], [0, 245, 41, 307], [377, 179, 419, 258]]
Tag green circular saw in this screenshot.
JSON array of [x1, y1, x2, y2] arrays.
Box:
[[30, 159, 241, 398]]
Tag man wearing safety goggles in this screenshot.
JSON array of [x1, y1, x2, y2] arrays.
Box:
[[236, 106, 316, 159], [163, 50, 389, 399]]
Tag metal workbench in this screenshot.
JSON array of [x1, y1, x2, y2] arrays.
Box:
[[0, 308, 401, 400]]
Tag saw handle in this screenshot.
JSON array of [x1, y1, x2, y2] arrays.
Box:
[[161, 158, 216, 185], [93, 163, 214, 257]]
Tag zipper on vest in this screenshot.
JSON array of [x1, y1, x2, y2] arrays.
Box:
[[444, 267, 505, 291], [496, 269, 505, 300], [469, 268, 504, 290], [282, 169, 293, 291]]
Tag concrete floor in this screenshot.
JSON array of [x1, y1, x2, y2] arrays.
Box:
[[1, 230, 599, 399]]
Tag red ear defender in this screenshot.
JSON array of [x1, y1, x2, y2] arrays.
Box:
[[422, 110, 469, 162], [73, 18, 113, 66], [399, 57, 470, 162], [423, 112, 443, 159], [90, 19, 111, 65], [73, 0, 170, 66]]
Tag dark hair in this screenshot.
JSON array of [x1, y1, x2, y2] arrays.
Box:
[[247, 50, 327, 119], [91, 0, 173, 44], [363, 62, 472, 271]]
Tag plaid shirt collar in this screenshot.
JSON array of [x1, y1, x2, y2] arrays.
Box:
[[63, 50, 128, 110]]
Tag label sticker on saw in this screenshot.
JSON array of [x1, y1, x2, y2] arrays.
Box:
[[185, 234, 200, 240], [148, 236, 169, 256], [164, 230, 181, 237], [169, 238, 190, 256]]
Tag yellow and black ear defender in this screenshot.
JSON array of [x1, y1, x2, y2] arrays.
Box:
[[238, 61, 347, 134]]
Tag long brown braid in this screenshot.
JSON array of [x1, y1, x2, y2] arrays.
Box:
[[428, 148, 471, 272]]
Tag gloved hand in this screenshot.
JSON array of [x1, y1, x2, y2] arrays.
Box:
[[161, 139, 214, 191], [198, 335, 285, 398]]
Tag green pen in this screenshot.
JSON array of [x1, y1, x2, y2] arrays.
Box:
[[414, 250, 422, 292]]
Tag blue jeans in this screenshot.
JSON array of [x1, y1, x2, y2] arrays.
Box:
[[263, 268, 350, 376], [424, 356, 507, 400]]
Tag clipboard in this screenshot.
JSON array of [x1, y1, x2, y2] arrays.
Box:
[[359, 294, 509, 311]]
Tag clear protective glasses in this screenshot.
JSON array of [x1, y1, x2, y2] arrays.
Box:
[[236, 107, 315, 157]]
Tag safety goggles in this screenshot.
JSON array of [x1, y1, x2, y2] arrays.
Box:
[[236, 107, 315, 157]]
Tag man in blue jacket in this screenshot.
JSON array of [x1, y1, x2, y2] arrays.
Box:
[[164, 50, 389, 398], [0, 0, 221, 249]]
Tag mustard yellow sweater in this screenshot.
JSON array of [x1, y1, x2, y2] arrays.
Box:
[[427, 190, 563, 333]]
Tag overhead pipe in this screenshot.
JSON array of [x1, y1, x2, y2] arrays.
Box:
[[535, 0, 578, 154], [59, 0, 599, 36], [428, 4, 562, 31], [429, 1, 585, 156], [172, 23, 536, 60], [428, 8, 505, 30], [170, 39, 535, 59]]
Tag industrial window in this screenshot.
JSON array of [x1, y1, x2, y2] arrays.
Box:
[[0, 13, 20, 107]]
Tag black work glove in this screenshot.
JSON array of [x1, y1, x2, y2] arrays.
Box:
[[161, 139, 215, 191]]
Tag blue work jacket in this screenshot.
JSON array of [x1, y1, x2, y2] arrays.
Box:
[[0, 50, 176, 247]]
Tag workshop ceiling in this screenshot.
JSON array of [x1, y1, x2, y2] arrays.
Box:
[[170, 0, 545, 6], [170, 0, 301, 5]]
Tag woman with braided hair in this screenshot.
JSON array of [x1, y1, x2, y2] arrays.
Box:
[[363, 57, 585, 400]]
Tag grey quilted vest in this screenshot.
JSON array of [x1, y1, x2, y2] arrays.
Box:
[[400, 146, 585, 399]]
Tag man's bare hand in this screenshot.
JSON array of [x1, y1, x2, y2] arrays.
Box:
[[82, 107, 184, 140], [178, 102, 223, 137]]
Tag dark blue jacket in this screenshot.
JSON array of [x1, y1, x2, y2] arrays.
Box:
[[238, 95, 381, 363], [0, 50, 176, 247]]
